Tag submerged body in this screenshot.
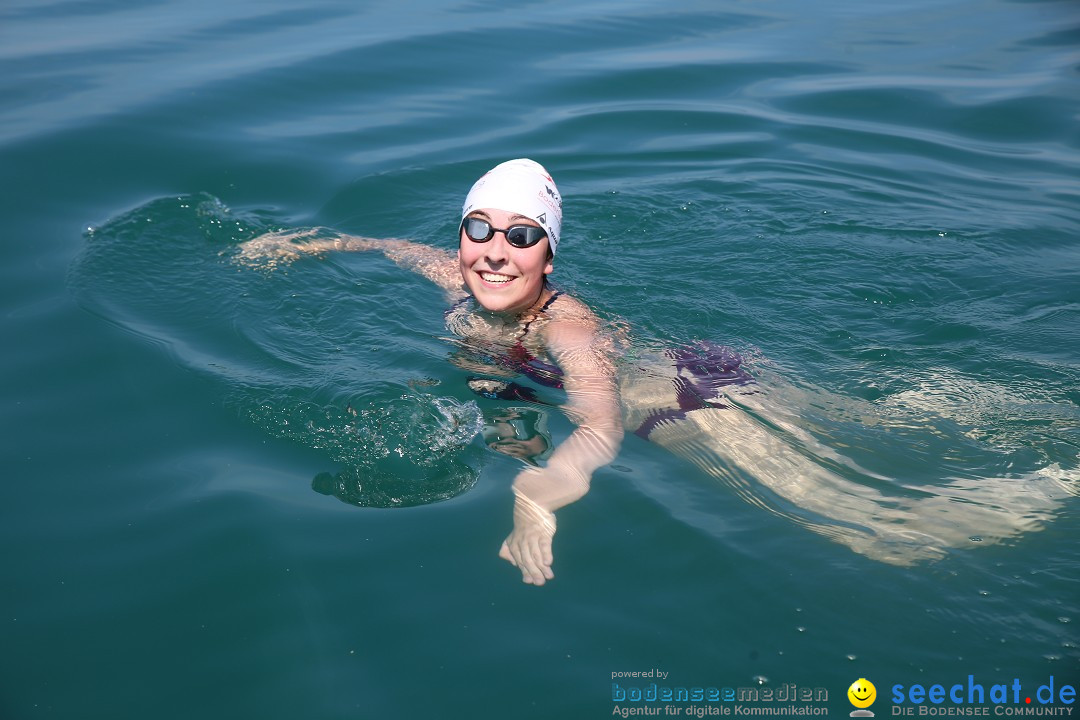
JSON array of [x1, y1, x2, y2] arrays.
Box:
[[616, 353, 1074, 565]]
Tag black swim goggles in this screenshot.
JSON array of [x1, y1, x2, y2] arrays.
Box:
[[460, 216, 547, 249]]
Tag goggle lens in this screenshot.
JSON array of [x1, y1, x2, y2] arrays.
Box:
[[461, 218, 547, 249]]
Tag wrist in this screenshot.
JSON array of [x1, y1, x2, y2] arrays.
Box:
[[512, 488, 558, 523], [512, 467, 588, 512]]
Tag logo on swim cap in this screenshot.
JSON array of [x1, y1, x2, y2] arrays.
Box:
[[462, 159, 563, 254]]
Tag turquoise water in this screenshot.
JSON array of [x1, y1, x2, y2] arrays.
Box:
[[3, 0, 1079, 718]]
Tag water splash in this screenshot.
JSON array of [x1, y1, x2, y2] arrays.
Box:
[[254, 391, 488, 508]]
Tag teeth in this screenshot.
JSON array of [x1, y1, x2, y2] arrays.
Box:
[[480, 272, 513, 283]]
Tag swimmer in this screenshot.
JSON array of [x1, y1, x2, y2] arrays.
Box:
[[240, 159, 623, 585], [239, 159, 1075, 576]]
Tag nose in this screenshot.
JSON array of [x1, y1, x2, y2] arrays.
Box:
[[482, 231, 512, 262]]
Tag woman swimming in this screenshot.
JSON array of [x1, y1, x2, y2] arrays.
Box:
[[239, 159, 1073, 580], [240, 159, 623, 586]]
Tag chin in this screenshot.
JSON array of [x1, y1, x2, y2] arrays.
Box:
[[474, 293, 520, 314], [467, 280, 526, 314]]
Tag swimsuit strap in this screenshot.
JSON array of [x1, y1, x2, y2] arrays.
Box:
[[539, 290, 562, 310], [517, 290, 562, 340], [506, 290, 565, 389]]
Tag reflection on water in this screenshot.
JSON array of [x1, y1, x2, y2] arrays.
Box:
[[481, 407, 554, 466]]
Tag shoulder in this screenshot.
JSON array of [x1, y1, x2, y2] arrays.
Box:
[[541, 292, 611, 359], [539, 293, 619, 392], [545, 291, 597, 327]]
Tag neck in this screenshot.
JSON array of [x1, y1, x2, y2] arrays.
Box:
[[476, 285, 553, 321], [518, 285, 556, 319]]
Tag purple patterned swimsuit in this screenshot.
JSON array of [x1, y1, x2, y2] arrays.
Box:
[[461, 318, 754, 441], [631, 341, 754, 440]]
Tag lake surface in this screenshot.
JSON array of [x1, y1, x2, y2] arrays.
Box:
[[2, 0, 1078, 718]]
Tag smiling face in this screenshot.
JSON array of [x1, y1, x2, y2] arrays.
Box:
[[458, 207, 553, 315], [847, 679, 877, 709]]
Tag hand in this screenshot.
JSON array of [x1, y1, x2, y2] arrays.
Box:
[[236, 228, 323, 267], [499, 489, 557, 586]]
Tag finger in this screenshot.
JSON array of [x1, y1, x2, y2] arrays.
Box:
[[520, 555, 544, 585], [539, 533, 554, 568], [499, 540, 517, 566], [518, 541, 547, 586], [528, 535, 554, 582], [527, 535, 545, 572]]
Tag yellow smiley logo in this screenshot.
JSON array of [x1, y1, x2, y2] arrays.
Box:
[[848, 678, 877, 709]]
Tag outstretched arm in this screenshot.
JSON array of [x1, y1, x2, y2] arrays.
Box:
[[498, 309, 624, 585], [237, 227, 465, 295]]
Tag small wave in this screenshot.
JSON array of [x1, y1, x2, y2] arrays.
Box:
[[71, 194, 487, 508]]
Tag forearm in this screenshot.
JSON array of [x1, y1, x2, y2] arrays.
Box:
[[500, 419, 620, 587], [513, 419, 623, 511], [498, 314, 623, 586], [238, 228, 462, 293], [517, 315, 625, 511], [288, 231, 433, 265], [330, 233, 410, 255]]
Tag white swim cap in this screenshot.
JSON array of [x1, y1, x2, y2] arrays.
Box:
[[461, 158, 563, 254]]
